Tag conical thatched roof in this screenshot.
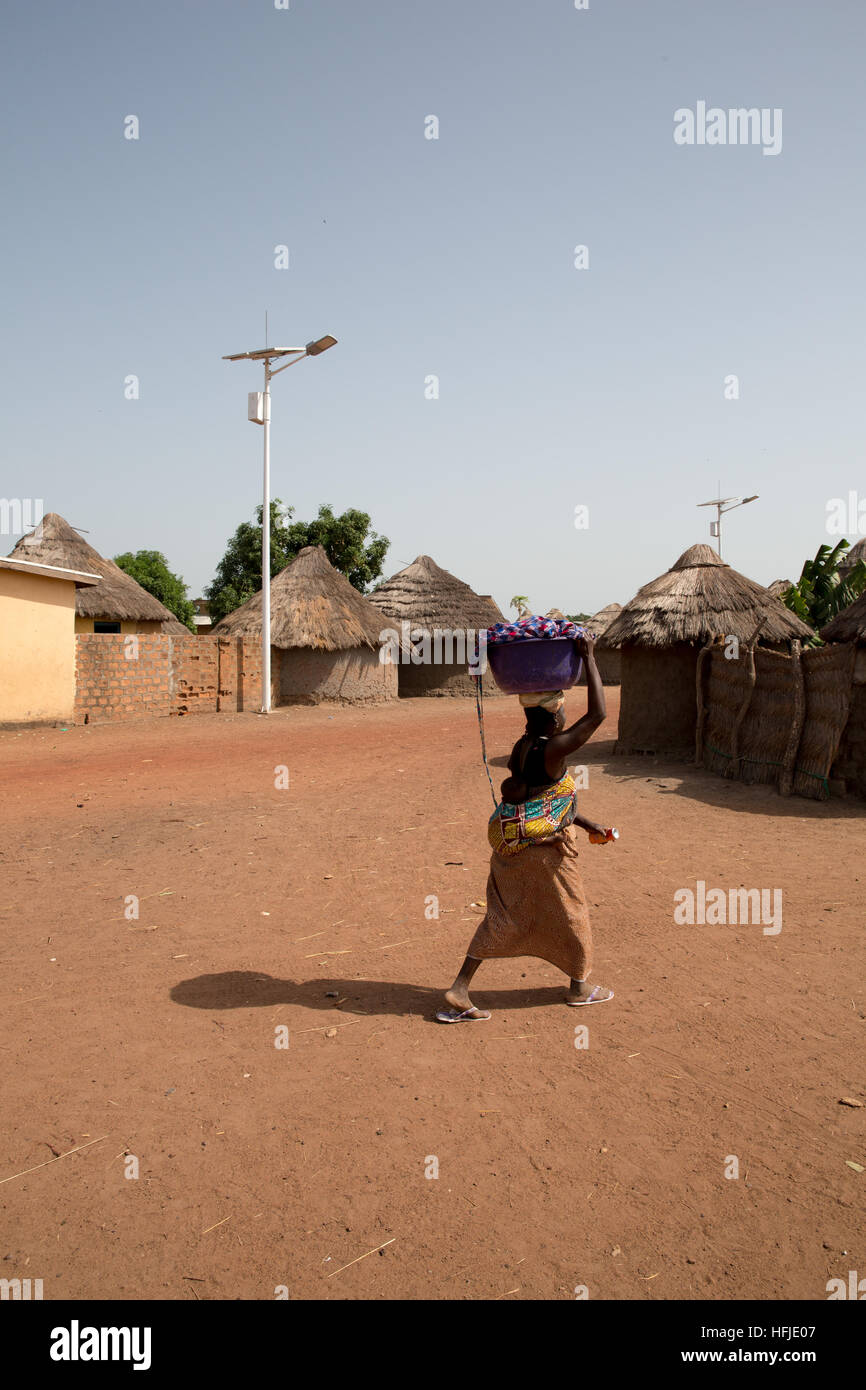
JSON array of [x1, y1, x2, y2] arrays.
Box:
[[768, 579, 793, 599], [601, 543, 813, 649], [211, 545, 387, 651], [591, 602, 622, 632], [840, 538, 866, 574], [367, 555, 504, 631], [820, 589, 866, 644], [9, 512, 182, 624]]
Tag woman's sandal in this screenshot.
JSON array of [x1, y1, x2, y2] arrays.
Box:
[[566, 985, 614, 1007], [435, 1005, 492, 1023]]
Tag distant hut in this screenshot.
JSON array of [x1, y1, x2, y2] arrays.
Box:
[[840, 537, 866, 577], [192, 598, 213, 634], [589, 602, 622, 684], [601, 543, 813, 755], [822, 590, 866, 648], [212, 545, 397, 705], [9, 512, 188, 634], [768, 579, 794, 600], [367, 554, 505, 696], [821, 590, 866, 797]]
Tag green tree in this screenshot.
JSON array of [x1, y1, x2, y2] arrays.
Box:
[[205, 501, 389, 624], [781, 540, 866, 634], [113, 550, 196, 631]]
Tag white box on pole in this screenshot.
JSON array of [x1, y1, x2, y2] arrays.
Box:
[[248, 391, 265, 425]]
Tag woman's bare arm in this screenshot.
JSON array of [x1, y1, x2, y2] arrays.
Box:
[[544, 637, 606, 777]]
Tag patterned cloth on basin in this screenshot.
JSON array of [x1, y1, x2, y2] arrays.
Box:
[[486, 615, 588, 644]]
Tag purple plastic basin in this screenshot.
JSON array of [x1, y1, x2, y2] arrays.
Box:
[[486, 638, 584, 695]]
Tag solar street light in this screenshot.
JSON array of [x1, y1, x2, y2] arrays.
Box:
[[223, 332, 338, 711], [697, 487, 759, 558]]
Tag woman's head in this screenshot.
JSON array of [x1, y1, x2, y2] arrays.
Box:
[[520, 689, 566, 736], [524, 704, 564, 737]]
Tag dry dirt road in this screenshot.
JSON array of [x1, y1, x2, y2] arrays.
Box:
[[0, 690, 863, 1300]]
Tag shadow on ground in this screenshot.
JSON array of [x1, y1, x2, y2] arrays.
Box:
[[605, 751, 863, 819], [171, 971, 567, 1019], [478, 736, 859, 819]]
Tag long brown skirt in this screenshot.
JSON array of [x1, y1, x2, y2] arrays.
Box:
[[467, 826, 593, 980]]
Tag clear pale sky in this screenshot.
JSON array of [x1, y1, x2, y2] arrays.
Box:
[[2, 0, 864, 616]]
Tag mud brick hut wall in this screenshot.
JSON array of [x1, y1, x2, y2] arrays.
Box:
[[74, 634, 269, 723], [575, 644, 621, 686], [615, 643, 700, 754], [279, 645, 397, 704], [829, 649, 866, 797], [392, 650, 502, 698], [278, 644, 398, 704], [592, 645, 621, 685]]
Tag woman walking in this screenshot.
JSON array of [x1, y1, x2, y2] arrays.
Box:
[[438, 635, 614, 1022]]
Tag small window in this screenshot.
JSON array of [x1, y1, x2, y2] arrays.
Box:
[[93, 622, 121, 634]]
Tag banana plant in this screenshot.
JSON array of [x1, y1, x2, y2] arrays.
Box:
[[781, 540, 866, 632]]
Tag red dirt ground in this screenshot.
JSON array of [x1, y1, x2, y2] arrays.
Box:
[[0, 690, 863, 1301]]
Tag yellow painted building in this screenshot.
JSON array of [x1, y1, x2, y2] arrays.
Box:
[[73, 616, 163, 634], [0, 557, 100, 725], [9, 512, 188, 634]]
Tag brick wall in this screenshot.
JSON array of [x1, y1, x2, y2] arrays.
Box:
[[74, 634, 266, 724]]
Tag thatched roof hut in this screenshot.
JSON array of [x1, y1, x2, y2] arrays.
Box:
[[212, 545, 396, 705], [589, 602, 623, 685], [820, 589, 866, 646], [603, 543, 813, 756], [369, 555, 503, 631], [768, 579, 793, 599], [840, 538, 866, 576], [591, 602, 622, 631], [9, 512, 186, 633], [367, 554, 504, 697], [603, 545, 812, 650]]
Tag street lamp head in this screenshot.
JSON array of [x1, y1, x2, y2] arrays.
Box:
[[305, 334, 338, 356], [223, 347, 305, 361], [743, 494, 759, 504]]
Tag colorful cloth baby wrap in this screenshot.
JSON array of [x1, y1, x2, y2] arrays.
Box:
[[487, 774, 577, 857]]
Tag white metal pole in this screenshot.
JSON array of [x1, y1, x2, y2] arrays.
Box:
[[261, 357, 271, 713]]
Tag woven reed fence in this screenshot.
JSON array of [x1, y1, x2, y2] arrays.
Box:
[[697, 639, 856, 800]]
